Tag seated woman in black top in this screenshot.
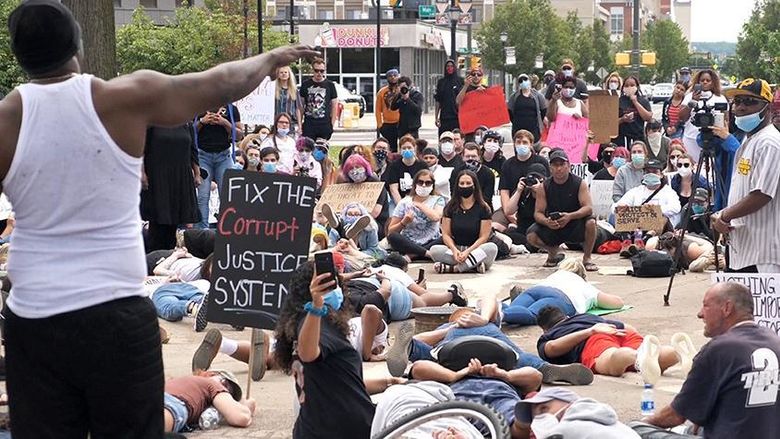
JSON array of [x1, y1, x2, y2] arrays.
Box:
[[480, 129, 506, 176], [592, 146, 629, 181], [430, 170, 499, 273]]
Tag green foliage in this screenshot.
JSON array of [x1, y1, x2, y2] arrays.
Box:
[[736, 0, 780, 83], [0, 0, 25, 95], [614, 19, 689, 84]]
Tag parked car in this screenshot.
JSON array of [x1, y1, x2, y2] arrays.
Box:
[[334, 82, 366, 119], [640, 84, 654, 100], [651, 82, 674, 103]]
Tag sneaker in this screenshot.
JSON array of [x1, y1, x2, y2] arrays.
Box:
[[321, 203, 340, 229], [159, 325, 170, 345], [635, 334, 662, 385], [251, 329, 267, 382], [671, 332, 696, 377], [510, 244, 530, 255], [434, 262, 455, 274], [475, 262, 486, 274], [509, 285, 525, 302], [387, 321, 415, 377], [345, 214, 371, 241], [192, 328, 222, 373], [539, 363, 594, 385], [627, 244, 640, 257], [194, 294, 210, 332], [619, 239, 633, 258], [448, 282, 468, 307]]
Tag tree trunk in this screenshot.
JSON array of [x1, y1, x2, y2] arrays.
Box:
[[63, 0, 116, 79]]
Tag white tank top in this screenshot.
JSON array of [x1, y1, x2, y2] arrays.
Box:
[[556, 99, 583, 117], [4, 74, 146, 318]]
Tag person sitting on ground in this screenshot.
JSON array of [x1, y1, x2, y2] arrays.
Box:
[[514, 387, 641, 439], [641, 282, 780, 439], [313, 139, 336, 191], [325, 202, 385, 260], [387, 295, 594, 387], [526, 148, 599, 271], [387, 169, 446, 261], [679, 187, 715, 241], [449, 142, 495, 204], [670, 153, 709, 208], [613, 140, 651, 202], [593, 145, 630, 181], [258, 146, 282, 174], [502, 258, 624, 326], [384, 134, 428, 206], [371, 137, 391, 179], [437, 131, 464, 169], [536, 306, 693, 385], [480, 129, 505, 176], [260, 112, 297, 172], [164, 369, 255, 434], [612, 158, 682, 226], [422, 147, 454, 201], [645, 119, 672, 164], [430, 170, 499, 273], [292, 136, 322, 188], [244, 145, 261, 172], [500, 163, 548, 249]]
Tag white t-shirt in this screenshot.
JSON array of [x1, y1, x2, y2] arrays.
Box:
[[431, 165, 454, 201], [681, 92, 728, 162], [347, 317, 388, 354], [169, 257, 204, 282], [556, 99, 583, 117], [537, 270, 600, 313]]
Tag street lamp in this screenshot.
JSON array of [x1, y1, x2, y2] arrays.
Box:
[[447, 5, 460, 61], [500, 32, 508, 93]]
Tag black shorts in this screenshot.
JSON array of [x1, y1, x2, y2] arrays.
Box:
[[527, 219, 587, 247], [346, 280, 389, 321], [302, 120, 334, 141]]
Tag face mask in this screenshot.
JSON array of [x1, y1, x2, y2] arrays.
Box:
[[515, 144, 531, 158], [247, 157, 260, 168], [322, 287, 344, 311], [484, 142, 500, 153], [692, 204, 706, 215], [612, 157, 626, 168], [520, 80, 531, 90], [416, 185, 433, 197], [313, 149, 327, 162], [298, 151, 311, 162], [446, 65, 455, 75], [401, 149, 415, 161], [458, 186, 475, 198], [374, 150, 387, 162], [440, 142, 455, 155], [647, 132, 662, 146], [277, 128, 290, 136], [681, 74, 691, 82], [642, 173, 662, 187], [677, 165, 693, 178], [563, 68, 573, 77], [233, 162, 244, 170], [561, 88, 575, 99], [349, 168, 367, 183], [735, 107, 767, 132], [609, 81, 619, 91], [632, 153, 645, 168], [531, 413, 561, 439], [262, 162, 277, 173], [343, 214, 360, 226], [258, 133, 268, 141], [624, 86, 637, 96], [465, 159, 480, 171]]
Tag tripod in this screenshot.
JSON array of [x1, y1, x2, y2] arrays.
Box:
[[663, 130, 726, 306]]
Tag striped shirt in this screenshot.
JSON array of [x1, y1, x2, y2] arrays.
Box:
[[727, 124, 780, 270]]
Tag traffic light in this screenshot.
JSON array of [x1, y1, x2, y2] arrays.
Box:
[[615, 52, 630, 66], [641, 52, 656, 66], [470, 56, 481, 71], [457, 56, 466, 71], [388, 0, 402, 7]]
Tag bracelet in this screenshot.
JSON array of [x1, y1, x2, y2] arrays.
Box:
[[304, 301, 328, 317]]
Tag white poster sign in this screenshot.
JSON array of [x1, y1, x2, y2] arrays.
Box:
[[234, 77, 276, 127], [590, 180, 613, 219], [712, 273, 780, 335]]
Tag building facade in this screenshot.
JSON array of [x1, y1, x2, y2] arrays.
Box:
[[550, 0, 610, 27], [114, 0, 206, 26]]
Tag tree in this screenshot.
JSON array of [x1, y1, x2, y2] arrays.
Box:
[[643, 20, 689, 82], [63, 0, 117, 79], [0, 0, 24, 95], [736, 0, 780, 83]]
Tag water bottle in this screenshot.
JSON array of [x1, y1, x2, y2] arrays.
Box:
[[634, 228, 643, 244], [199, 406, 222, 430], [641, 384, 655, 416]]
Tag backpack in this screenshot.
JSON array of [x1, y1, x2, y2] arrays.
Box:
[[629, 250, 674, 277], [431, 335, 518, 372]]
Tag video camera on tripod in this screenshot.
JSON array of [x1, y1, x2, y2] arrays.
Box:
[[690, 96, 728, 149]]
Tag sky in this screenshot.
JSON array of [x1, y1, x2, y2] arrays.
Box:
[[690, 0, 758, 42]]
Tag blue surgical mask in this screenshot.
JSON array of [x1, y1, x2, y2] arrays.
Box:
[[277, 128, 290, 136], [520, 80, 531, 90], [313, 149, 327, 161], [692, 204, 706, 215], [262, 162, 277, 173], [323, 287, 343, 311], [632, 153, 645, 168], [642, 173, 661, 187], [515, 145, 531, 157], [612, 157, 626, 168], [734, 107, 767, 133], [401, 149, 415, 160], [563, 69, 573, 77]]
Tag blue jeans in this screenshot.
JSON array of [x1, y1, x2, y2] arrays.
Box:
[[152, 283, 204, 322], [502, 286, 576, 326], [387, 280, 413, 321], [410, 323, 546, 370], [196, 149, 233, 229], [164, 393, 190, 433]]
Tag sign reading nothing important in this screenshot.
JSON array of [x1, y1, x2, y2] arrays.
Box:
[[712, 273, 780, 335], [208, 170, 316, 329]]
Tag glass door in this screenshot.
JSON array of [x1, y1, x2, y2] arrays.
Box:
[[340, 75, 375, 115]]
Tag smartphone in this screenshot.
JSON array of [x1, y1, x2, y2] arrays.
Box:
[[417, 268, 425, 284], [549, 212, 562, 220], [314, 252, 339, 287], [693, 84, 702, 93], [555, 84, 562, 91]]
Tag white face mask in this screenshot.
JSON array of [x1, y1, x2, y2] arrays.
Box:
[[298, 151, 311, 162], [608, 81, 619, 91], [677, 165, 693, 177], [624, 86, 637, 96], [530, 406, 567, 439], [484, 141, 500, 153], [415, 185, 433, 197], [440, 142, 455, 155], [647, 132, 662, 146]]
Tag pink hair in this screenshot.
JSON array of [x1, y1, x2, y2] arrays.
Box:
[[612, 147, 630, 159], [340, 154, 374, 181]]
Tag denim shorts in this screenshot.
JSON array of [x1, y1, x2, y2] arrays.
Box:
[[387, 279, 413, 321], [164, 393, 189, 433]]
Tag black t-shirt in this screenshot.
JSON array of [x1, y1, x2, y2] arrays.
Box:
[[671, 324, 780, 439], [434, 74, 464, 120], [445, 202, 492, 246], [616, 95, 652, 147], [300, 79, 338, 124], [439, 154, 464, 169], [293, 319, 375, 439], [537, 314, 625, 365], [511, 93, 540, 138], [544, 174, 583, 215], [498, 155, 550, 196], [197, 104, 241, 153], [383, 158, 428, 199], [483, 154, 506, 177], [592, 168, 615, 181], [449, 164, 495, 204]]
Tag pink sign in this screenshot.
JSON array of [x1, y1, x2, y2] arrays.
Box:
[[546, 114, 589, 164], [330, 27, 389, 48]]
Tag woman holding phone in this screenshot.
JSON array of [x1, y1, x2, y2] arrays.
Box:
[[614, 75, 653, 149]]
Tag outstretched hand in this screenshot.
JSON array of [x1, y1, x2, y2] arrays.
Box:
[[268, 45, 322, 78]]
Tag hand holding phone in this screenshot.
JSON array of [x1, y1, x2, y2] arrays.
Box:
[[548, 211, 562, 221], [314, 252, 339, 288]]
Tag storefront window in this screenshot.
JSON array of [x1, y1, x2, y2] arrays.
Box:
[[326, 48, 340, 74], [342, 48, 375, 74]]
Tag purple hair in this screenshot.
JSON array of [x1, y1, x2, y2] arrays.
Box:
[[340, 154, 374, 181], [296, 136, 315, 152]]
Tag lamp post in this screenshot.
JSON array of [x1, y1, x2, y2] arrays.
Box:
[[448, 3, 459, 62], [500, 31, 508, 93], [257, 0, 263, 53]]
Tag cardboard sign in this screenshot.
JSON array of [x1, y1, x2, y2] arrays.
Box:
[[546, 114, 589, 164], [234, 77, 277, 127], [590, 180, 614, 219], [569, 163, 590, 181], [458, 86, 510, 134], [208, 170, 316, 329], [316, 182, 385, 213], [614, 204, 667, 234], [712, 273, 780, 335], [588, 91, 619, 145]]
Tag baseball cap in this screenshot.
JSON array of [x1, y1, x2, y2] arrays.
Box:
[[386, 68, 399, 77], [515, 388, 579, 423], [645, 158, 663, 170], [679, 67, 691, 73], [725, 78, 774, 103], [439, 131, 454, 141], [526, 163, 548, 179], [693, 187, 709, 203], [544, 70, 556, 77], [212, 369, 243, 401], [548, 149, 569, 163]]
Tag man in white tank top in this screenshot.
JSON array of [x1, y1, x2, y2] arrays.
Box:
[[0, 1, 317, 438]]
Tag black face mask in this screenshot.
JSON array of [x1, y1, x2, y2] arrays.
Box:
[[374, 150, 387, 162], [458, 186, 475, 198]]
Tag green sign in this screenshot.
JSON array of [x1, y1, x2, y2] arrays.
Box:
[[419, 5, 436, 18]]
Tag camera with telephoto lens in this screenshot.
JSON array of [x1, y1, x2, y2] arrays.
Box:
[[400, 86, 409, 95], [521, 176, 540, 191]]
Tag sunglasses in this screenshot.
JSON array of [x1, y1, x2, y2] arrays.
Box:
[[313, 69, 326, 73], [472, 73, 483, 77], [416, 180, 434, 187], [677, 163, 691, 168], [733, 97, 764, 107], [670, 154, 682, 159]]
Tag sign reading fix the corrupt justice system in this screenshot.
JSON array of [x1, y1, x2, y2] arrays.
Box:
[[614, 204, 667, 234], [458, 86, 510, 134], [316, 182, 385, 214], [712, 273, 780, 335], [546, 114, 589, 164], [207, 170, 316, 329], [234, 77, 276, 127]]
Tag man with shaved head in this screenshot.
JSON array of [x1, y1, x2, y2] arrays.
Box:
[[639, 282, 780, 439]]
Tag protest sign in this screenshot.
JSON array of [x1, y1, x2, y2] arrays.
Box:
[[546, 114, 589, 163], [569, 163, 589, 181], [316, 182, 385, 214], [590, 180, 614, 219], [458, 86, 510, 134], [208, 170, 316, 329], [234, 77, 276, 127], [588, 90, 619, 145], [614, 204, 667, 233], [712, 273, 780, 335]]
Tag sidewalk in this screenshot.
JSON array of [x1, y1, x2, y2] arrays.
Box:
[[334, 112, 438, 133]]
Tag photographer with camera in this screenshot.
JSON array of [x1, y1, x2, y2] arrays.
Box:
[[390, 76, 424, 139], [500, 163, 548, 250], [713, 79, 780, 273], [678, 69, 729, 162], [495, 130, 549, 233]]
